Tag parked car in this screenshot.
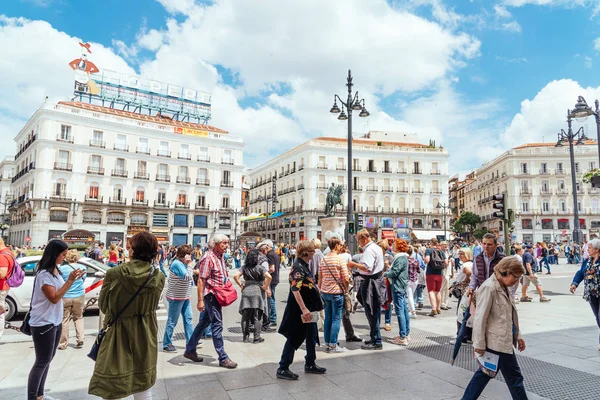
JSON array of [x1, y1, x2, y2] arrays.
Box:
[[4, 256, 109, 321]]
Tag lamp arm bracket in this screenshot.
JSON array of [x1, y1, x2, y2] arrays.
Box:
[[334, 94, 348, 107]]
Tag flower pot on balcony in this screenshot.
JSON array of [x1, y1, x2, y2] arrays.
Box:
[[592, 176, 600, 188]]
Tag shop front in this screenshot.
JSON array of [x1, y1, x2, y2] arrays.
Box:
[[106, 232, 125, 245], [151, 227, 170, 244]]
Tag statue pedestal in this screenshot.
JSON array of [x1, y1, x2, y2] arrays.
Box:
[[320, 217, 346, 241]]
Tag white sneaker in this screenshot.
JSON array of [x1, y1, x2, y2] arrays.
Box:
[[43, 395, 60, 400], [329, 345, 347, 353], [410, 312, 417, 319]]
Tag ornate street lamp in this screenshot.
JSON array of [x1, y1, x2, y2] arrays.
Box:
[[556, 108, 588, 244], [436, 202, 449, 241], [567, 96, 599, 168], [329, 70, 370, 253]]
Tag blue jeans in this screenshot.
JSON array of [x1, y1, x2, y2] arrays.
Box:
[[159, 260, 167, 277], [392, 290, 410, 338], [384, 305, 393, 324], [462, 350, 527, 400], [540, 256, 550, 273], [415, 284, 425, 304], [322, 293, 344, 345], [163, 298, 194, 347], [269, 283, 277, 325], [198, 311, 212, 338], [279, 321, 316, 370], [186, 294, 228, 362]]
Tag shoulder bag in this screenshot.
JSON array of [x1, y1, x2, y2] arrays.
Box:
[[20, 273, 38, 336], [88, 268, 154, 361], [211, 257, 238, 307], [323, 259, 352, 313]]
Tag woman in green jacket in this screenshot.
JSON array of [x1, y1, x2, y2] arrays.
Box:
[[89, 232, 165, 400], [384, 239, 410, 346]]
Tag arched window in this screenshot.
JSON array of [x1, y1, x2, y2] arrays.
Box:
[[222, 195, 230, 209], [88, 182, 99, 199], [55, 179, 67, 198], [135, 186, 145, 202], [113, 184, 123, 201], [399, 197, 406, 211], [157, 189, 166, 205], [384, 197, 390, 207], [414, 197, 421, 210], [177, 190, 187, 205], [319, 194, 325, 204]]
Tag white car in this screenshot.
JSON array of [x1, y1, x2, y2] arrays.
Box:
[[4, 256, 109, 321]]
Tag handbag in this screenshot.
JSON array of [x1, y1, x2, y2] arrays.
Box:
[[20, 273, 39, 336], [88, 268, 154, 361], [213, 279, 238, 307], [323, 260, 352, 313]]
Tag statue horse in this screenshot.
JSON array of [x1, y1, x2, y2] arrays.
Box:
[[325, 185, 344, 216]]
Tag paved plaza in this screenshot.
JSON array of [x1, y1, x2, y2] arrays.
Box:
[[1, 261, 599, 400]]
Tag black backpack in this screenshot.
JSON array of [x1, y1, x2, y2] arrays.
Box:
[[429, 249, 446, 270]]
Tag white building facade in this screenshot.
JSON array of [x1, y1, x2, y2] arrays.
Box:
[[473, 142, 600, 243], [246, 133, 450, 243], [9, 100, 244, 247]]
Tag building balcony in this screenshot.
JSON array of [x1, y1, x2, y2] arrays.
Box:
[[352, 185, 363, 191], [178, 153, 191, 160], [220, 181, 233, 188], [84, 195, 103, 203], [157, 150, 171, 158], [317, 163, 328, 170], [111, 169, 127, 178], [109, 197, 127, 205], [298, 164, 305, 171], [154, 201, 170, 208], [381, 206, 393, 213], [396, 169, 407, 174], [352, 166, 362, 171], [540, 189, 552, 196], [520, 188, 531, 195], [431, 171, 441, 175], [89, 140, 105, 148], [289, 167, 296, 174], [195, 204, 209, 210], [107, 217, 125, 225], [539, 169, 550, 175], [555, 169, 567, 175], [382, 168, 393, 174], [49, 194, 70, 201], [397, 188, 408, 193], [11, 162, 36, 183], [412, 188, 424, 193], [113, 144, 129, 152], [382, 187, 393, 193], [87, 166, 104, 175], [49, 215, 68, 222], [175, 202, 190, 209], [197, 155, 210, 163], [132, 199, 149, 206], [297, 184, 305, 190], [412, 170, 422, 175], [134, 172, 149, 180], [15, 134, 37, 160], [431, 190, 443, 194], [397, 208, 409, 213], [54, 162, 72, 171], [316, 183, 327, 190], [156, 174, 171, 182], [221, 158, 234, 165], [367, 168, 377, 173], [367, 186, 379, 192], [136, 147, 151, 155], [413, 208, 424, 214], [336, 165, 346, 170], [197, 178, 210, 186], [56, 135, 74, 143], [82, 217, 101, 224], [177, 176, 191, 184]]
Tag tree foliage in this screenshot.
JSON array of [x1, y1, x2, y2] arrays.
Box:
[[473, 227, 490, 240], [457, 212, 481, 232]]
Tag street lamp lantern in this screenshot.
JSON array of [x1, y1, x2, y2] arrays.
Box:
[[329, 69, 370, 253], [570, 96, 594, 120]]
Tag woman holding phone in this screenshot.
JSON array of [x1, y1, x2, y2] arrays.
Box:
[[276, 240, 326, 381]]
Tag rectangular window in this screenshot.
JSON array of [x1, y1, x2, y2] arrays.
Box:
[[541, 163, 547, 173], [413, 162, 420, 174], [194, 215, 208, 228], [158, 164, 168, 175], [557, 162, 563, 173], [222, 197, 230, 208], [522, 202, 529, 212], [93, 130, 103, 143], [58, 150, 70, 164], [138, 138, 148, 152], [157, 191, 166, 204], [542, 202, 550, 212], [130, 214, 147, 225], [222, 170, 231, 183], [60, 125, 71, 140], [88, 186, 99, 199], [179, 166, 188, 178], [115, 158, 125, 171], [575, 162, 580, 173], [367, 160, 375, 172], [91, 155, 102, 168], [153, 213, 168, 227], [522, 219, 532, 229], [558, 219, 570, 229], [197, 195, 206, 207], [521, 163, 528, 173], [591, 220, 600, 229], [558, 180, 565, 190], [174, 214, 188, 227], [116, 134, 127, 150], [541, 180, 549, 192], [541, 218, 553, 229], [384, 160, 390, 172], [138, 160, 146, 173], [180, 144, 189, 157]]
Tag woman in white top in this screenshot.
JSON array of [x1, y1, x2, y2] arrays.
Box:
[[27, 239, 84, 400], [455, 247, 473, 343]]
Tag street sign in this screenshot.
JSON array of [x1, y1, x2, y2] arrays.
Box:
[[25, 236, 31, 243]]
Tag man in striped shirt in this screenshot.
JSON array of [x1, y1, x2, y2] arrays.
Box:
[[185, 234, 238, 369]]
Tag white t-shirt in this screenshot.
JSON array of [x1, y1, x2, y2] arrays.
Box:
[[30, 269, 65, 327]]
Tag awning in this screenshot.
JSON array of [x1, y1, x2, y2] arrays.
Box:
[[270, 211, 286, 218], [240, 213, 262, 222], [412, 230, 446, 241], [381, 230, 396, 240]]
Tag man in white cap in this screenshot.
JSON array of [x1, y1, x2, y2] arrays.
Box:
[[257, 240, 278, 331]]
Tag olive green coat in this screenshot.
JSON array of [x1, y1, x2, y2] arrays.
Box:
[[88, 260, 165, 399]]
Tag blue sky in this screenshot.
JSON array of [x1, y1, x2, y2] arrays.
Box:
[[2, 0, 600, 174]]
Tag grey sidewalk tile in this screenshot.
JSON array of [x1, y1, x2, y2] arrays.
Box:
[[165, 379, 230, 400], [529, 352, 600, 375], [228, 383, 293, 400], [389, 374, 465, 399], [276, 374, 331, 394], [306, 356, 364, 375], [412, 359, 474, 388], [352, 356, 415, 379], [325, 370, 396, 396], [217, 367, 275, 391], [383, 349, 438, 364]]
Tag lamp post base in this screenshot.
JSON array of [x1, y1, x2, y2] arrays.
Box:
[[572, 228, 584, 244]]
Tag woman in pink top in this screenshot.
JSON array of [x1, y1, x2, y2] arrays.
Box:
[[318, 235, 350, 353]]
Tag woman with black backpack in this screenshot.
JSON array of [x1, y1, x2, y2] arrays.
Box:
[[233, 249, 272, 343]]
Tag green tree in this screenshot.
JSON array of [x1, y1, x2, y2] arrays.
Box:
[[457, 211, 481, 234], [472, 227, 489, 240], [452, 220, 465, 234]]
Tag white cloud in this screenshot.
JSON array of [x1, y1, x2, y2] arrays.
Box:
[[502, 0, 587, 6], [502, 79, 600, 148], [501, 21, 522, 33], [594, 37, 600, 52], [494, 5, 513, 18], [585, 56, 593, 69]]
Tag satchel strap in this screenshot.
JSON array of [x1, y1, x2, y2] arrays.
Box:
[[323, 259, 346, 293], [106, 268, 154, 330]]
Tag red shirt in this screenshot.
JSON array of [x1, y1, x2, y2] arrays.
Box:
[[0, 248, 15, 291], [198, 249, 227, 297]]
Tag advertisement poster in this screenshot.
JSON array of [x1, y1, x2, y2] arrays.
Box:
[[381, 217, 393, 228], [366, 216, 377, 228], [396, 218, 408, 228]]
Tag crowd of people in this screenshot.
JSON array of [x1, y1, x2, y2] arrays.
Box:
[[1, 230, 600, 400]]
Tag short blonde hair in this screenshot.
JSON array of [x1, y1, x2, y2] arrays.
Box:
[[311, 238, 322, 248], [514, 244, 523, 254], [494, 256, 525, 276], [65, 249, 81, 263], [377, 239, 389, 252], [297, 240, 315, 258], [357, 229, 370, 240], [460, 247, 473, 261]]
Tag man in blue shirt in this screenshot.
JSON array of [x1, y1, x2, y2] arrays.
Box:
[[58, 250, 87, 349], [473, 240, 483, 258]]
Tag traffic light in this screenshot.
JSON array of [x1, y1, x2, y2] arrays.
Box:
[[347, 221, 355, 234], [492, 194, 505, 219]]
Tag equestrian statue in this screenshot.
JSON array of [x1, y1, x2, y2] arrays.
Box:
[[325, 183, 344, 216]]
